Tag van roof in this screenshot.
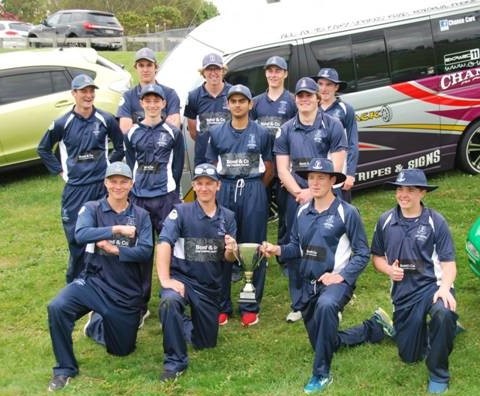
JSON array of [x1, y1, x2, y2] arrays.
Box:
[[190, 0, 479, 56]]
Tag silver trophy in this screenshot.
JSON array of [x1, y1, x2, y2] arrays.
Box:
[[234, 243, 264, 303]]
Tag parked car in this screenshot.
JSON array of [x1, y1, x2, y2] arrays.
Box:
[[466, 217, 480, 278], [0, 47, 131, 170], [27, 9, 123, 50], [0, 20, 33, 48]]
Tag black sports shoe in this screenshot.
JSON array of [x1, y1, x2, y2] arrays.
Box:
[[159, 369, 184, 382], [48, 375, 71, 391]]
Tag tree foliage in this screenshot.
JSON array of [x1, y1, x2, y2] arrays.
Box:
[[4, 0, 218, 31]]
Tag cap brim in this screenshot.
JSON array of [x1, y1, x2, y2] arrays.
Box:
[[296, 170, 347, 184], [74, 84, 99, 90], [311, 76, 348, 91], [295, 89, 318, 95], [203, 63, 224, 69], [192, 174, 219, 182], [384, 182, 438, 191], [135, 57, 156, 63]]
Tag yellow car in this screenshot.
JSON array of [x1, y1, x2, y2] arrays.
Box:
[[0, 47, 131, 170]]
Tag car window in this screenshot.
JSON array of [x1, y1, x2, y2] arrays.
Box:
[[58, 13, 73, 24], [0, 70, 71, 105], [46, 13, 61, 26], [10, 22, 32, 32], [89, 14, 120, 26]]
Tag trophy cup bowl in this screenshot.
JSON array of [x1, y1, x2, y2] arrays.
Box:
[[235, 243, 264, 303]]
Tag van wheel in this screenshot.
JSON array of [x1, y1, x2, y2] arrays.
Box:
[[457, 120, 480, 175]]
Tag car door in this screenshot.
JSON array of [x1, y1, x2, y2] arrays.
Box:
[[0, 67, 73, 167]]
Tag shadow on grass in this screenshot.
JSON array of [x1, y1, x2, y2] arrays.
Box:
[[0, 164, 49, 185]]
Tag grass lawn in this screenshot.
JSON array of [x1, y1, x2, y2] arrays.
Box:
[[0, 166, 479, 395]]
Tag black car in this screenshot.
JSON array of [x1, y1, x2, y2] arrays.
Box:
[[28, 9, 123, 50]]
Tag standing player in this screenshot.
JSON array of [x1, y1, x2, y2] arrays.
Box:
[[124, 84, 184, 325], [156, 163, 237, 381], [206, 84, 273, 327], [313, 68, 358, 202], [46, 162, 153, 391], [262, 157, 369, 394], [37, 74, 124, 283], [251, 55, 297, 258], [274, 77, 347, 323], [184, 52, 232, 166], [117, 47, 181, 132]]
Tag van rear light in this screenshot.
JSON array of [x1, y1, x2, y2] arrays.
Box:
[[83, 22, 95, 30], [5, 30, 19, 36]]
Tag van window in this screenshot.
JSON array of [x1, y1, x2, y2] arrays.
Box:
[[225, 46, 293, 96], [385, 21, 435, 83], [431, 10, 480, 73], [352, 32, 390, 90], [309, 36, 354, 91]]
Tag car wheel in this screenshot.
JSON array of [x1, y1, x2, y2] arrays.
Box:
[[28, 35, 41, 48], [457, 119, 480, 175]]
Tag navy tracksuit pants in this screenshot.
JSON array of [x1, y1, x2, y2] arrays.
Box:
[[160, 285, 219, 373], [217, 178, 268, 315], [47, 278, 140, 378], [61, 182, 105, 283]]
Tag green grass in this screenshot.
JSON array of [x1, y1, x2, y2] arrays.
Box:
[[0, 167, 479, 395]]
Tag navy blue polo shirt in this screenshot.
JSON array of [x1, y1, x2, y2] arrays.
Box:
[[37, 106, 124, 185], [75, 198, 153, 308], [183, 82, 232, 165], [251, 89, 297, 137], [124, 121, 184, 198], [206, 120, 272, 180], [273, 111, 347, 188], [159, 200, 237, 296], [323, 99, 358, 177], [116, 83, 180, 123], [371, 205, 456, 309], [281, 198, 369, 286]]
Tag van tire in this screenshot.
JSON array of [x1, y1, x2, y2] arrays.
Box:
[[457, 120, 480, 175]]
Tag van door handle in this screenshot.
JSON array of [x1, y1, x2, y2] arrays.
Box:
[[55, 100, 73, 108]]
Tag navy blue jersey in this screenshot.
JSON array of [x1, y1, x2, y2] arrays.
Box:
[[125, 121, 184, 198], [159, 200, 237, 296], [251, 89, 297, 137], [183, 82, 232, 129], [37, 106, 124, 185], [116, 83, 180, 123], [323, 99, 358, 177], [183, 82, 232, 165], [206, 120, 272, 180], [371, 205, 456, 309], [281, 199, 369, 286], [75, 198, 153, 308], [273, 111, 347, 188]]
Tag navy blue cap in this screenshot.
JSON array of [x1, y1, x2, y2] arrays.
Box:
[[312, 68, 348, 91], [295, 158, 346, 184], [227, 84, 252, 101], [135, 47, 157, 63], [71, 74, 98, 90], [140, 84, 165, 99], [295, 77, 318, 95], [192, 163, 220, 181], [105, 161, 132, 179], [385, 169, 438, 191], [264, 56, 288, 70], [202, 52, 224, 68]]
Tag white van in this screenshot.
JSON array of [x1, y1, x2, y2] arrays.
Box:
[[158, 0, 480, 198]]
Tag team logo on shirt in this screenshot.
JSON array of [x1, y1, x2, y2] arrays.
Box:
[[157, 133, 169, 147], [92, 122, 101, 137], [314, 129, 325, 143], [247, 134, 257, 150], [415, 225, 429, 242], [323, 215, 335, 230], [168, 209, 178, 220], [278, 101, 288, 115]]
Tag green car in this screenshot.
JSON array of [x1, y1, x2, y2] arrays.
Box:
[[466, 217, 480, 277], [0, 48, 131, 170]]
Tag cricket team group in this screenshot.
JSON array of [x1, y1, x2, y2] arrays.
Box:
[[38, 47, 461, 394]]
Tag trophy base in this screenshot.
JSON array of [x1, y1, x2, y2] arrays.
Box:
[[238, 290, 257, 304]]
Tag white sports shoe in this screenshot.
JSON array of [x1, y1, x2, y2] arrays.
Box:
[[286, 310, 302, 322]]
